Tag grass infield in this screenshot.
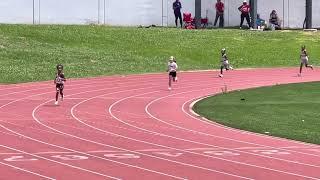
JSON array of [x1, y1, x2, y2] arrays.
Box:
[[193, 82, 320, 145], [0, 24, 320, 83]]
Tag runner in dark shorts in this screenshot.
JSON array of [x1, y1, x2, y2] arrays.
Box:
[[219, 48, 233, 77], [54, 64, 66, 105], [169, 71, 177, 78], [298, 46, 313, 76], [167, 56, 178, 90]]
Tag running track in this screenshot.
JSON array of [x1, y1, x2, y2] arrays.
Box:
[[0, 68, 319, 180]]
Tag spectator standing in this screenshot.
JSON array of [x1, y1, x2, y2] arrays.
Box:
[[256, 14, 266, 30], [173, 0, 183, 28], [238, 0, 251, 29], [214, 0, 224, 27]]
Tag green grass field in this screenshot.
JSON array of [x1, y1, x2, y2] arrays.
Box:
[[193, 82, 320, 145], [0, 24, 320, 83]]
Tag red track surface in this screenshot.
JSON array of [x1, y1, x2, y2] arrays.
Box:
[[0, 68, 320, 180]]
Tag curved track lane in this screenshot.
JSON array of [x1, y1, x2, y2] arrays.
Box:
[[0, 68, 319, 180]]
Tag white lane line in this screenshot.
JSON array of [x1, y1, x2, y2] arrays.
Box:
[[186, 78, 320, 149], [0, 145, 120, 180], [182, 95, 320, 157], [1, 69, 316, 179], [0, 151, 73, 155], [0, 75, 141, 99], [0, 161, 55, 180], [31, 87, 188, 180], [144, 88, 320, 169], [104, 79, 320, 179], [0, 78, 174, 180], [70, 85, 253, 179], [6, 75, 316, 180], [0, 146, 317, 156], [108, 86, 320, 179]]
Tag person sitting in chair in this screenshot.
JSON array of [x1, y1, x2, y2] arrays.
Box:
[[269, 10, 281, 30], [256, 14, 266, 30]]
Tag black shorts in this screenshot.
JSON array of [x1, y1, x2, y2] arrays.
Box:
[[56, 84, 64, 91], [169, 71, 177, 78], [174, 11, 182, 18]]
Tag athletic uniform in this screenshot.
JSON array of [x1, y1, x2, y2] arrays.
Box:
[[54, 72, 66, 105], [55, 73, 65, 91], [168, 61, 178, 78], [167, 56, 178, 90], [298, 47, 313, 76], [300, 50, 309, 65], [219, 49, 233, 77], [221, 53, 230, 69]]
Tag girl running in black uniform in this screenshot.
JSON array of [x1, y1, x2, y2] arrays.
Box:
[[54, 64, 66, 105]]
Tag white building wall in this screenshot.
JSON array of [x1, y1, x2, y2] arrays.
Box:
[[287, 0, 305, 28], [0, 0, 319, 28], [106, 0, 163, 26], [312, 0, 320, 27], [0, 0, 33, 24], [39, 0, 99, 24]]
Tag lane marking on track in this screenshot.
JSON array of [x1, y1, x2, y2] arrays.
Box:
[[0, 78, 187, 180], [0, 161, 56, 180], [0, 146, 317, 156], [183, 96, 320, 157], [0, 145, 122, 180], [1, 68, 320, 180]]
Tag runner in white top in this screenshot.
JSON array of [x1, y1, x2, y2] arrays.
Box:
[[298, 45, 313, 76], [219, 48, 233, 77], [167, 56, 178, 90]]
